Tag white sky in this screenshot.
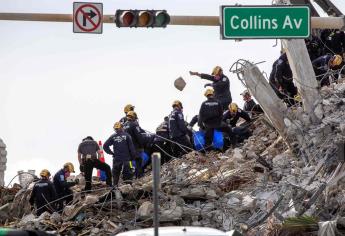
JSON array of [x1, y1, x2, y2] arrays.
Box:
[[1, 0, 344, 185]]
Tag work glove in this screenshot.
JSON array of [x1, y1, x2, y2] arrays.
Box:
[[187, 125, 193, 131], [74, 178, 80, 185], [79, 165, 84, 173], [204, 83, 212, 88], [189, 71, 199, 76]]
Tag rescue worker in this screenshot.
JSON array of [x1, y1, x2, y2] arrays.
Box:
[[312, 54, 344, 86], [29, 169, 56, 216], [190, 66, 232, 110], [223, 103, 251, 127], [269, 53, 297, 106], [305, 36, 323, 61], [120, 104, 135, 125], [320, 29, 345, 55], [153, 116, 172, 164], [241, 90, 263, 115], [199, 88, 235, 148], [78, 136, 112, 192], [123, 111, 145, 177], [53, 162, 78, 211], [168, 100, 192, 157], [103, 122, 137, 186]]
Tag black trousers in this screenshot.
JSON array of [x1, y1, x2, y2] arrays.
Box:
[[205, 122, 236, 149], [171, 135, 192, 158], [112, 160, 133, 186], [56, 189, 73, 212], [83, 158, 112, 191]]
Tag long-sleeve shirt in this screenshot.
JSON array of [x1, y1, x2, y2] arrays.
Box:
[[199, 74, 232, 107], [223, 109, 251, 127], [103, 130, 137, 162]]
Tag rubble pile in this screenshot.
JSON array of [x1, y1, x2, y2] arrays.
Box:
[[1, 82, 345, 235]]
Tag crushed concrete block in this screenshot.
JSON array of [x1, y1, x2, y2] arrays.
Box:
[[233, 148, 243, 160], [49, 212, 62, 224], [84, 195, 99, 205], [182, 206, 201, 217], [19, 213, 36, 225], [38, 211, 51, 221], [314, 104, 324, 120], [205, 189, 218, 199], [241, 195, 257, 212], [138, 201, 153, 219], [161, 206, 183, 222], [180, 187, 205, 199]]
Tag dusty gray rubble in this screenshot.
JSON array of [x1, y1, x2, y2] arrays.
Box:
[[1, 82, 345, 235]]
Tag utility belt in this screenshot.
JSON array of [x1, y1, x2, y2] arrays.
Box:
[[82, 154, 97, 162]]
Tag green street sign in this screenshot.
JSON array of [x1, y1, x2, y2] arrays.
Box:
[[221, 6, 310, 39]]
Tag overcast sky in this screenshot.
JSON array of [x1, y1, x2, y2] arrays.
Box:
[[1, 0, 344, 185]]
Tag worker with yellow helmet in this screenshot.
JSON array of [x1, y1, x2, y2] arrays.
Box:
[[223, 103, 251, 127], [123, 110, 145, 178], [198, 88, 236, 149], [29, 169, 56, 216], [168, 100, 192, 157], [53, 162, 79, 211], [120, 104, 135, 125], [77, 136, 112, 192], [104, 122, 137, 186], [189, 66, 232, 110], [312, 54, 344, 86]]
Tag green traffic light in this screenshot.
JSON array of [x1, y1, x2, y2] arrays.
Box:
[[155, 11, 170, 27]]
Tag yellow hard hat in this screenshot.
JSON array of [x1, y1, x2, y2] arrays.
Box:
[[64, 162, 75, 173], [126, 111, 137, 120], [229, 103, 238, 113], [40, 169, 51, 178], [114, 121, 122, 130], [172, 100, 183, 109], [124, 104, 135, 113], [332, 55, 342, 66], [211, 66, 222, 76], [204, 88, 214, 97]]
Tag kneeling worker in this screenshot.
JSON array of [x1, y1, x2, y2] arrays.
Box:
[[78, 136, 112, 192], [30, 169, 56, 216], [103, 122, 137, 186]]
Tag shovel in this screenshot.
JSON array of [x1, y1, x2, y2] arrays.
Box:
[[174, 77, 186, 91]]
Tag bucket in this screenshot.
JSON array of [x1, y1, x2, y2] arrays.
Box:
[[213, 130, 224, 149], [193, 131, 205, 151]]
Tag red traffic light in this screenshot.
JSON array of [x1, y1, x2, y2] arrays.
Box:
[[115, 10, 170, 28]]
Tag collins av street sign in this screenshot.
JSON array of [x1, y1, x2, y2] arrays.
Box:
[[221, 6, 310, 39]]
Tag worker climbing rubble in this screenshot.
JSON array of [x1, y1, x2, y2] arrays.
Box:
[[168, 100, 192, 158], [29, 169, 56, 216], [78, 136, 112, 192], [103, 122, 137, 186], [53, 162, 78, 212], [312, 54, 344, 86], [123, 111, 145, 178]]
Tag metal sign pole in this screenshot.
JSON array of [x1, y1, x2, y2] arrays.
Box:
[[152, 152, 161, 236]]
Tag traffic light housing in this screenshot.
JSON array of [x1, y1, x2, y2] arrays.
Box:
[[115, 10, 170, 28]]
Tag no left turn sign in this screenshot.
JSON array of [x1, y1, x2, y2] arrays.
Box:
[[73, 2, 103, 34]]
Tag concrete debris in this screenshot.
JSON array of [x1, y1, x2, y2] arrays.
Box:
[[0, 138, 7, 187], [1, 82, 345, 235]]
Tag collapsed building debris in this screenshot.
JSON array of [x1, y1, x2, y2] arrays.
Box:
[[1, 81, 345, 235]]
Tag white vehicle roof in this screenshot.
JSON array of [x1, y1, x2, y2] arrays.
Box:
[[116, 226, 236, 236]]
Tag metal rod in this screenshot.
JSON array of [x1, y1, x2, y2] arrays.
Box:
[[152, 152, 161, 236], [0, 13, 344, 29]]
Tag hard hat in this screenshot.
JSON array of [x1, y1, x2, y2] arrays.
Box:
[[114, 121, 122, 130], [124, 104, 135, 113], [211, 66, 222, 76], [126, 111, 137, 119], [240, 90, 250, 96], [64, 162, 75, 173], [40, 169, 51, 178], [229, 103, 238, 113], [172, 100, 183, 109], [332, 55, 342, 66], [204, 88, 214, 97]]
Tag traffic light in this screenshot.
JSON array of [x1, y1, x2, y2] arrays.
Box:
[[115, 10, 170, 28]]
